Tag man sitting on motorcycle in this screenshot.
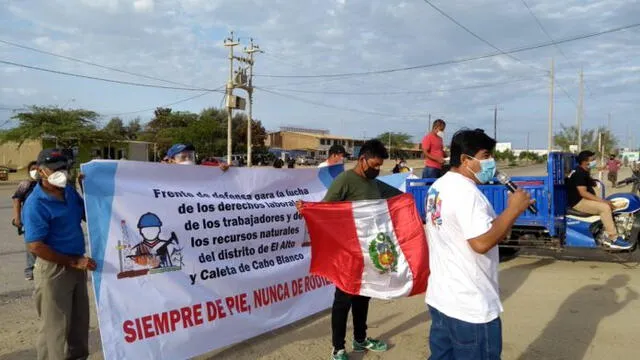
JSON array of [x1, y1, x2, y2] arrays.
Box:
[[567, 150, 632, 250]]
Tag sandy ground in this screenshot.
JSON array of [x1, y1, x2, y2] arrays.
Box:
[[1, 166, 638, 360]]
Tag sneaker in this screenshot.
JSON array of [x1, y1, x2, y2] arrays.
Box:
[[25, 274, 33, 281], [353, 338, 388, 353], [331, 349, 348, 360], [603, 237, 633, 250]]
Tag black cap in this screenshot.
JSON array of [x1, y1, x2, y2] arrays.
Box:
[[328, 144, 349, 157], [37, 148, 69, 171]]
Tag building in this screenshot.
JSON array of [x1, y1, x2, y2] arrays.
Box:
[[0, 137, 156, 169], [266, 127, 365, 159]]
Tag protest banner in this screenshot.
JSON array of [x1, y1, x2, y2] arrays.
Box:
[[82, 161, 410, 359]]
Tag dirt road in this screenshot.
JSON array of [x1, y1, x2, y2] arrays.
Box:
[[1, 166, 638, 360]]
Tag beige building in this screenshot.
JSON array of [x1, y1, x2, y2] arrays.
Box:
[[266, 127, 364, 158]]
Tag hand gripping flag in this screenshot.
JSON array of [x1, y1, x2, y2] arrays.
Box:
[[300, 193, 429, 299]]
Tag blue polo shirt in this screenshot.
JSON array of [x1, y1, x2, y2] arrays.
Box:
[[23, 183, 86, 256]]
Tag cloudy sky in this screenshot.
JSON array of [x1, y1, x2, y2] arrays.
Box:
[[1, 0, 639, 149]]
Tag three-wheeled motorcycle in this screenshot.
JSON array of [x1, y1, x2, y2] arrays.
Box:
[[407, 152, 640, 257]]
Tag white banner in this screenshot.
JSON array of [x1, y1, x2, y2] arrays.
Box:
[[82, 161, 350, 360], [82, 161, 409, 360]]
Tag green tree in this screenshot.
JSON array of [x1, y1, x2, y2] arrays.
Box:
[[376, 132, 414, 157], [102, 117, 127, 139], [1, 106, 98, 147], [125, 118, 142, 140], [554, 125, 617, 154]]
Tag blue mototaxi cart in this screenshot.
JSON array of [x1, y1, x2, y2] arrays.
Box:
[[406, 153, 640, 256]]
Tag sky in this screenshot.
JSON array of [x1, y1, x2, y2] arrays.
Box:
[[1, 0, 639, 149]]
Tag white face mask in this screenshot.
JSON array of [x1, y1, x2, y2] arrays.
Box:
[[141, 227, 161, 240], [437, 131, 444, 138], [29, 170, 38, 180], [47, 170, 68, 188]]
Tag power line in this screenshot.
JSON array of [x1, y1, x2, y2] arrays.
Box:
[[254, 22, 640, 78], [256, 86, 457, 124], [259, 76, 541, 96], [101, 91, 213, 117], [0, 38, 214, 90], [518, 0, 593, 97], [0, 59, 225, 92], [421, 0, 576, 105], [421, 0, 532, 68]]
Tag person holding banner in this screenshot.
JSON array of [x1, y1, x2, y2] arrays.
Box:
[[166, 143, 230, 170], [321, 139, 402, 360], [23, 149, 97, 360], [424, 129, 532, 360]]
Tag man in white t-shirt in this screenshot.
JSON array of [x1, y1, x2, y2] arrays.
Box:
[[318, 144, 348, 168], [425, 128, 532, 360]]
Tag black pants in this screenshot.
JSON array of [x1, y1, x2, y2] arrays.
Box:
[[332, 288, 371, 350]]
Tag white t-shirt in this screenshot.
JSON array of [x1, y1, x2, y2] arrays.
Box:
[[425, 171, 502, 324]]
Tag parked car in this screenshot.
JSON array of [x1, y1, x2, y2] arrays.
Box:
[[200, 157, 222, 167], [297, 156, 319, 166]]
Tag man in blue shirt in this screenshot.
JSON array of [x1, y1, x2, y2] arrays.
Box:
[[23, 149, 96, 360]]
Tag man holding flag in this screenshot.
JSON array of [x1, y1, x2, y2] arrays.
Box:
[[425, 129, 532, 359], [317, 139, 401, 360]]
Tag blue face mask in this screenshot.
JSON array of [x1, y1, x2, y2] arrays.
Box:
[[468, 157, 496, 184]]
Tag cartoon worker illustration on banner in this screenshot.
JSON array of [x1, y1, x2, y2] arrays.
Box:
[[117, 212, 183, 279]]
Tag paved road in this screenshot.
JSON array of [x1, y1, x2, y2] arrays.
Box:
[[0, 165, 638, 360]]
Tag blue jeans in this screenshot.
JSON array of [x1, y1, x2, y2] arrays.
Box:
[[428, 306, 502, 360], [422, 167, 442, 179]]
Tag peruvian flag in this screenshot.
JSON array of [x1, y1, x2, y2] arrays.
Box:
[[300, 193, 429, 299]]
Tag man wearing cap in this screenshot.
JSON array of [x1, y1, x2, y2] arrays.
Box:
[[319, 144, 348, 168], [23, 149, 96, 360], [166, 143, 230, 170]]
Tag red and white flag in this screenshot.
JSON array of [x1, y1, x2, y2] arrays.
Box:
[[300, 193, 429, 299]]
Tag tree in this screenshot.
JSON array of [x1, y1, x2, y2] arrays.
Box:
[[554, 125, 618, 154], [1, 106, 99, 147], [125, 118, 142, 140], [376, 132, 414, 157], [102, 117, 127, 139]]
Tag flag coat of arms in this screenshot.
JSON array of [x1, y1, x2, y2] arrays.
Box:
[[300, 193, 429, 299]]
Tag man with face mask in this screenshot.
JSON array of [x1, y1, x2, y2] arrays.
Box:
[[567, 150, 631, 250], [12, 160, 39, 280], [425, 129, 532, 360], [22, 149, 96, 360], [166, 143, 230, 171], [322, 139, 402, 360], [422, 119, 446, 179]]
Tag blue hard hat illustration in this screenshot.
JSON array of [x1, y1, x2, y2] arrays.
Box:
[[137, 212, 163, 228]]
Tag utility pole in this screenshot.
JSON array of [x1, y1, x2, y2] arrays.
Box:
[[548, 58, 555, 153], [490, 106, 502, 140], [526, 132, 530, 152], [428, 113, 432, 130], [243, 39, 262, 167], [224, 32, 239, 165], [577, 67, 584, 152], [493, 105, 498, 140]]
